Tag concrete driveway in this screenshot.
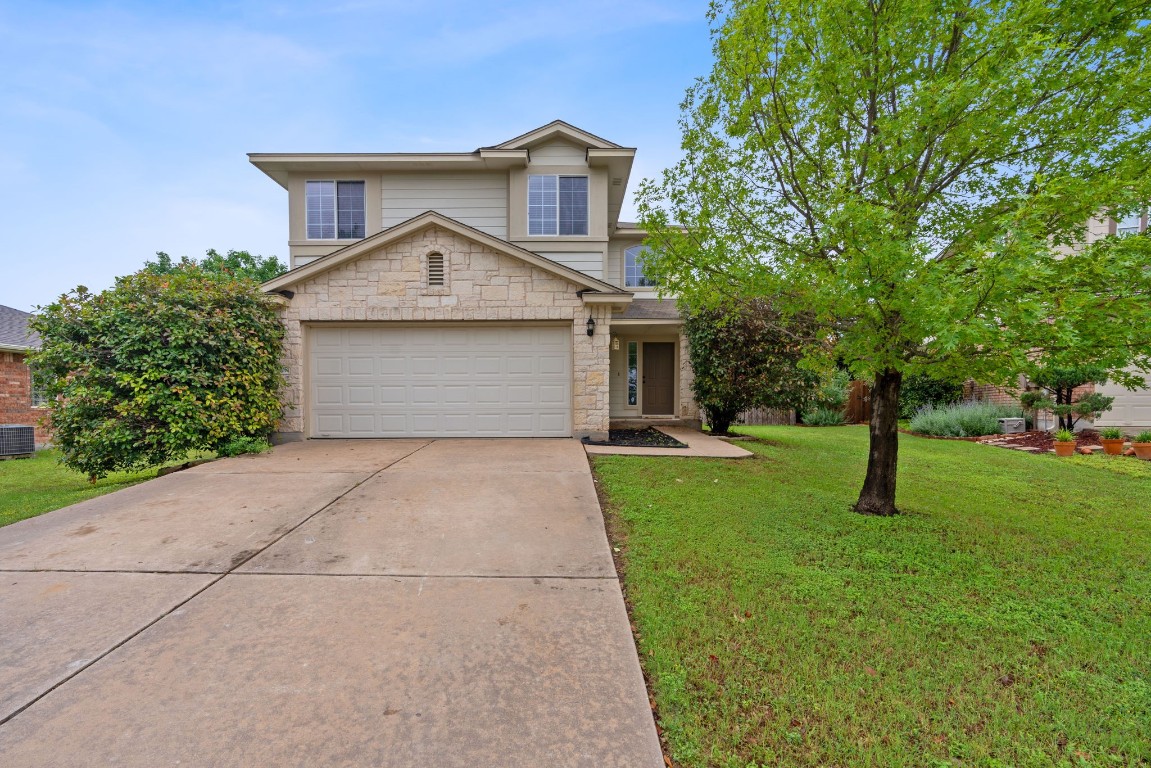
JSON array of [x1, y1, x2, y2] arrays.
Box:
[[0, 440, 663, 767]]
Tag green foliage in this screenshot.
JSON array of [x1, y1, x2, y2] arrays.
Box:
[[1055, 428, 1076, 443], [1023, 364, 1115, 430], [30, 265, 286, 480], [0, 450, 156, 528], [801, 369, 849, 424], [1100, 427, 1125, 440], [216, 436, 273, 457], [802, 405, 846, 427], [684, 299, 821, 434], [1134, 431, 1151, 444], [909, 401, 1023, 438], [637, 0, 1151, 510], [899, 374, 965, 420], [593, 426, 1151, 766], [144, 249, 287, 283]]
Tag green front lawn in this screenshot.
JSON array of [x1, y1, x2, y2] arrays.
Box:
[[0, 450, 160, 528], [593, 426, 1151, 768]]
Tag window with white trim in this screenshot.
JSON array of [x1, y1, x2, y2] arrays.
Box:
[[528, 175, 588, 235], [306, 180, 365, 239], [1117, 211, 1145, 236], [29, 365, 47, 408], [625, 245, 657, 288]]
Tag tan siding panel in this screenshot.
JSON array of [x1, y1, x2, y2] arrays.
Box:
[[382, 173, 508, 237], [529, 140, 587, 166], [534, 252, 603, 280]]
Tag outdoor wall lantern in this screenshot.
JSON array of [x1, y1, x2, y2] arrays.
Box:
[[612, 336, 620, 351], [586, 316, 596, 337]]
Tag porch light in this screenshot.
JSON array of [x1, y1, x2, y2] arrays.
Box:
[[586, 316, 596, 337], [612, 336, 620, 351]]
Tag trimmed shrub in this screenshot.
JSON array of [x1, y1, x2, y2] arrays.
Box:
[[909, 401, 1023, 437], [803, 406, 847, 426], [685, 299, 822, 434], [30, 265, 285, 480]]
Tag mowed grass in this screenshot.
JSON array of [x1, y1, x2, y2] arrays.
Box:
[[592, 426, 1151, 768], [0, 450, 159, 528]]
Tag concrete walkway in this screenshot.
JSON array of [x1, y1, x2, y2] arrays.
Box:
[[584, 425, 754, 458], [0, 440, 663, 768]]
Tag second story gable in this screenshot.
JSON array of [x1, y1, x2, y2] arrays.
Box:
[[249, 121, 655, 290]]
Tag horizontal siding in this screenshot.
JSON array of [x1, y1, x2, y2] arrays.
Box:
[[382, 173, 507, 237], [529, 140, 587, 166], [535, 251, 603, 280]]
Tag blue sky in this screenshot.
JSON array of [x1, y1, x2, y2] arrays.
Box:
[[0, 0, 713, 311]]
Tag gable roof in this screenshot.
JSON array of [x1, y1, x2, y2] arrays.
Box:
[[262, 211, 631, 298], [0, 305, 39, 351], [488, 120, 627, 151]]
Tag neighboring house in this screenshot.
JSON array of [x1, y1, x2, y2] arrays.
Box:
[[967, 212, 1151, 432], [0, 305, 50, 446], [251, 121, 699, 442]]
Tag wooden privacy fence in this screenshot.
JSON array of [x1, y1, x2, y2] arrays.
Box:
[[845, 380, 872, 424], [736, 407, 796, 426]]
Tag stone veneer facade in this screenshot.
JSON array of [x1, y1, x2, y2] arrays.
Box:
[[275, 225, 613, 441]]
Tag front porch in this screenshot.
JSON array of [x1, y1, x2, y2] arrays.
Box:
[[607, 300, 700, 428]]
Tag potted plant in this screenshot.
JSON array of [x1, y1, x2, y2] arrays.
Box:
[[1133, 431, 1151, 461], [1099, 427, 1126, 456], [1053, 428, 1076, 457]]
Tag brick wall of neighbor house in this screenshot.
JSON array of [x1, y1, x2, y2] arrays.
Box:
[[965, 380, 1098, 430], [276, 225, 612, 439], [0, 351, 50, 445], [964, 382, 1022, 406]]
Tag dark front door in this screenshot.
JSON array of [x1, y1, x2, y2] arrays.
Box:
[[642, 342, 675, 415]]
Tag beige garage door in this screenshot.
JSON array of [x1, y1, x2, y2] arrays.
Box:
[[309, 325, 572, 438], [1095, 368, 1151, 431]]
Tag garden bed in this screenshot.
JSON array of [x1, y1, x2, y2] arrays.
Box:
[[584, 428, 688, 449], [979, 429, 1104, 453]]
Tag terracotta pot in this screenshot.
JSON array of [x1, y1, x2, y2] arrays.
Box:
[[1100, 438, 1126, 456], [1053, 441, 1076, 457], [1133, 443, 1151, 461]]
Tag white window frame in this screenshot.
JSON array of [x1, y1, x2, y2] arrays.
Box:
[[624, 245, 657, 288], [1116, 211, 1146, 236], [528, 174, 588, 236], [305, 180, 366, 240]]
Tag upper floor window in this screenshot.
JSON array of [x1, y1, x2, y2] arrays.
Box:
[[625, 245, 657, 288], [1117, 212, 1145, 236], [528, 175, 588, 236], [306, 180, 365, 239]]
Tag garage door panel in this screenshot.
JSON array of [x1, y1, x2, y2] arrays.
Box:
[[475, 385, 503, 404], [346, 357, 374, 376], [378, 357, 408, 375], [309, 325, 572, 438], [474, 356, 502, 375], [1094, 368, 1151, 429]]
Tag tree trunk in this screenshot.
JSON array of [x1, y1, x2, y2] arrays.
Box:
[[854, 369, 902, 516], [707, 407, 736, 436]]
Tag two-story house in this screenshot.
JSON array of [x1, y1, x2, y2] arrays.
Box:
[[252, 121, 699, 443]]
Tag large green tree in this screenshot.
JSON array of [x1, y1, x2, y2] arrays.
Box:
[[638, 0, 1151, 515], [144, 249, 287, 283]]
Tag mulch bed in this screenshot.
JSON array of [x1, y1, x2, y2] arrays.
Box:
[[978, 429, 1102, 453], [584, 428, 688, 449]]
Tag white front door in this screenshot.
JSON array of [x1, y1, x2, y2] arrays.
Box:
[[309, 325, 572, 437]]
